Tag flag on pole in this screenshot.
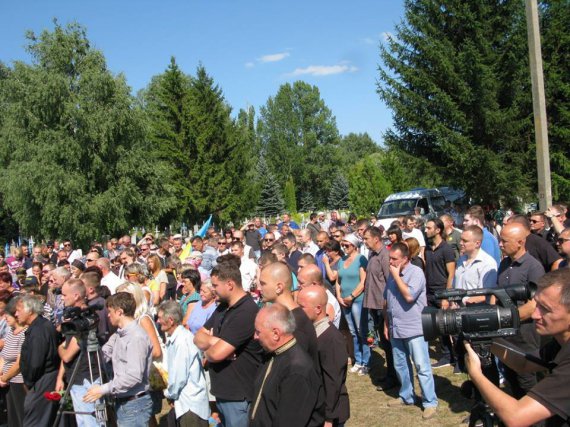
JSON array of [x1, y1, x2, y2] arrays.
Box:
[[179, 215, 213, 261]]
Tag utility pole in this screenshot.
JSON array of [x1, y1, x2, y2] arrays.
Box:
[[525, 0, 552, 210]]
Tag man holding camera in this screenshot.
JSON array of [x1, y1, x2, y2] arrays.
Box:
[[465, 268, 570, 427], [56, 278, 102, 426]]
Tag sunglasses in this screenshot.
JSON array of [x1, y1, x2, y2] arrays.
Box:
[[218, 242, 226, 245], [264, 239, 274, 242], [86, 258, 96, 262], [63, 243, 71, 247], [529, 219, 543, 224], [333, 234, 342, 238], [42, 270, 50, 274], [341, 244, 352, 249]]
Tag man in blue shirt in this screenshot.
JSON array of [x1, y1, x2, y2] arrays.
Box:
[[383, 242, 438, 421]]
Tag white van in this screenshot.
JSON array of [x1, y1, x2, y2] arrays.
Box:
[[376, 188, 447, 231]]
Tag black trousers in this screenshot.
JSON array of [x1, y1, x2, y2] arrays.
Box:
[[7, 382, 26, 427], [369, 309, 397, 381], [23, 371, 58, 427]]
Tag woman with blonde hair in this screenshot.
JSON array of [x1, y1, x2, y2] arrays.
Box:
[[147, 254, 168, 307], [405, 237, 425, 270]]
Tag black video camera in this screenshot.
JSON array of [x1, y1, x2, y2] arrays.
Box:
[[61, 305, 100, 336], [421, 283, 535, 367]]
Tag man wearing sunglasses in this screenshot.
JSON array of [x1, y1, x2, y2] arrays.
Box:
[[557, 228, 570, 269]]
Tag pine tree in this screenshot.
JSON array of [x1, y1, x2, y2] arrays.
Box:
[[327, 174, 349, 210], [256, 157, 284, 217], [283, 176, 297, 213], [299, 191, 316, 213], [377, 0, 534, 205]]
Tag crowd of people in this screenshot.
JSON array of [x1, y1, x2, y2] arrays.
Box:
[[0, 203, 568, 427]]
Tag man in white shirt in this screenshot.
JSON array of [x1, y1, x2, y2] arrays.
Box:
[[230, 242, 257, 292], [96, 258, 123, 295], [402, 216, 426, 258], [157, 301, 209, 427], [300, 229, 319, 257], [454, 225, 498, 304]]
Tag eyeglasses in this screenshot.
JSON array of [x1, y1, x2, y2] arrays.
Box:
[[218, 242, 226, 245], [529, 219, 543, 224], [232, 237, 240, 241], [63, 243, 71, 247], [333, 234, 342, 238], [557, 238, 570, 244], [341, 244, 352, 249], [264, 239, 274, 242]]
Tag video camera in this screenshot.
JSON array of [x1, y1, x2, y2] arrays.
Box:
[[421, 283, 536, 366], [61, 304, 101, 336]]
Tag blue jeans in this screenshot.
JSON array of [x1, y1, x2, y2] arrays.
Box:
[[343, 300, 370, 367], [115, 393, 153, 427], [216, 399, 250, 427], [391, 335, 438, 408], [70, 378, 103, 427]]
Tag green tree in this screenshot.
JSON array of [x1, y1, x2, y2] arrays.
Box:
[[258, 81, 340, 208], [140, 57, 192, 225], [542, 0, 570, 201], [338, 132, 381, 168], [299, 191, 316, 213], [377, 0, 534, 205], [378, 149, 442, 192], [348, 155, 392, 216], [327, 174, 349, 210], [0, 22, 173, 245], [185, 65, 249, 223], [283, 175, 297, 213], [233, 106, 260, 216], [255, 157, 284, 217]]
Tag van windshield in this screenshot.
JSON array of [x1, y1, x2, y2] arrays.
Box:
[[378, 199, 417, 218]]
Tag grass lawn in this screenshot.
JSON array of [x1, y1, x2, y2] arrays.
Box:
[[345, 346, 473, 426]]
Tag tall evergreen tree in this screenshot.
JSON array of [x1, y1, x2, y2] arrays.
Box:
[[348, 155, 392, 216], [299, 191, 316, 213], [141, 57, 192, 225], [185, 65, 248, 223], [542, 0, 570, 201], [0, 22, 173, 245], [327, 174, 349, 210], [283, 176, 297, 213], [255, 157, 284, 217], [378, 0, 534, 205]]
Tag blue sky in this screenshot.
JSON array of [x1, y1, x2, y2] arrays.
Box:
[[0, 1, 405, 144]]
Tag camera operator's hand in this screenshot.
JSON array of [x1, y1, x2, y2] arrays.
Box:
[[440, 299, 450, 309], [463, 342, 482, 376], [83, 385, 104, 403]]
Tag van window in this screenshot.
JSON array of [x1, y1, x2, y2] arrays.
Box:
[[378, 199, 417, 218], [417, 198, 429, 214], [431, 196, 447, 212]]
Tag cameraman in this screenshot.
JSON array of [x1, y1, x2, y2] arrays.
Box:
[[56, 278, 102, 426], [465, 269, 570, 427]]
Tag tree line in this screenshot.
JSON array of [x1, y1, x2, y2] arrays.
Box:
[[0, 0, 568, 245]]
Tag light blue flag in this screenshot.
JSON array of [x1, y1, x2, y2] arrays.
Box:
[[196, 214, 213, 238]]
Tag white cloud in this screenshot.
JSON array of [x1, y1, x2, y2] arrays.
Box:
[[288, 64, 358, 77], [245, 62, 255, 68], [259, 52, 290, 63]]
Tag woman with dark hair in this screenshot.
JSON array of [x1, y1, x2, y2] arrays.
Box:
[[0, 297, 27, 427], [179, 269, 202, 323], [322, 239, 343, 284], [386, 226, 403, 250]]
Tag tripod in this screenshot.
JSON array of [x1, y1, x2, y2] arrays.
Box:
[[53, 328, 110, 427]]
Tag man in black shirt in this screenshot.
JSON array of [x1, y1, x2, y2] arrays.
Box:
[[250, 303, 324, 427], [466, 269, 570, 427], [16, 295, 60, 427], [259, 261, 319, 366], [194, 260, 262, 427]]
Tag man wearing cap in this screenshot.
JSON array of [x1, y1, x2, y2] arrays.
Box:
[[318, 212, 330, 233]]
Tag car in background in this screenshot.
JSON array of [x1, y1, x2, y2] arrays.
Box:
[[376, 188, 448, 231]]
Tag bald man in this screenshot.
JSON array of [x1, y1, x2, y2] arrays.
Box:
[[498, 222, 545, 399], [297, 264, 341, 328], [297, 287, 350, 427], [259, 262, 319, 367], [95, 258, 122, 295]]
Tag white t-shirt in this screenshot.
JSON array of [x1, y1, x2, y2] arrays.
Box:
[[403, 228, 426, 247], [240, 257, 258, 292], [326, 289, 341, 328], [101, 271, 123, 295]]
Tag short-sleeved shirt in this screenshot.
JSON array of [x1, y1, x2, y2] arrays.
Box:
[[481, 228, 501, 268], [527, 339, 570, 427], [498, 252, 545, 294], [446, 228, 462, 260], [424, 240, 455, 295], [203, 294, 263, 401], [384, 262, 427, 339], [338, 254, 368, 301], [454, 249, 498, 292]]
